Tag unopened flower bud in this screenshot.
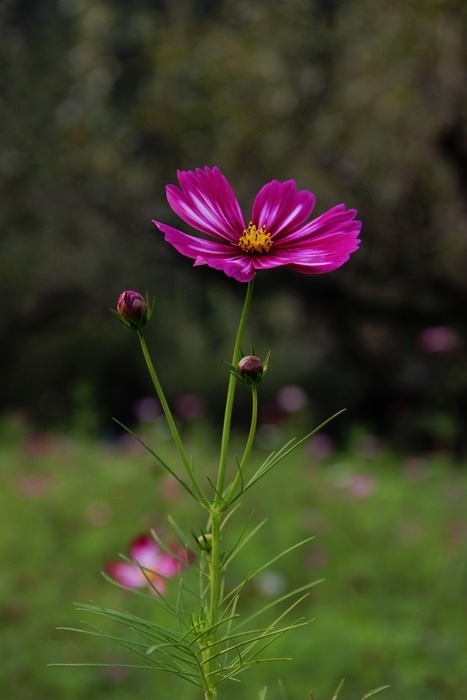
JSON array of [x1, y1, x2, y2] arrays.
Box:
[[237, 355, 263, 380], [116, 290, 149, 330], [196, 532, 213, 552]]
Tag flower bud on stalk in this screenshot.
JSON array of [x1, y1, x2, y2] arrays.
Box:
[[195, 532, 213, 552], [237, 355, 264, 382], [116, 291, 150, 331]]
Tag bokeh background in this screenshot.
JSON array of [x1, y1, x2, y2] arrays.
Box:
[[1, 1, 467, 699], [2, 0, 467, 449]]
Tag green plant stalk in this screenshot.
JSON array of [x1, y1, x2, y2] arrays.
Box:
[[225, 385, 258, 504], [205, 278, 255, 698], [137, 330, 207, 506], [215, 278, 255, 503], [204, 513, 221, 700]]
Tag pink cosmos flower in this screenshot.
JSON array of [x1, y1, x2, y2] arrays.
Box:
[[419, 326, 460, 354], [153, 166, 361, 282], [106, 534, 184, 595]]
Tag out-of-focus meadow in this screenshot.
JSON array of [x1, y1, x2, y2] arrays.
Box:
[[1, 412, 466, 699], [1, 1, 467, 699]]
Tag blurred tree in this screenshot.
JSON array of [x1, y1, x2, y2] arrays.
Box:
[[1, 0, 466, 449]]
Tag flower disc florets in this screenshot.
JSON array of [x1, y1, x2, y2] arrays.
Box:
[[238, 223, 273, 255]]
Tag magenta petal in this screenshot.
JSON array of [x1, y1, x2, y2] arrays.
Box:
[[272, 230, 361, 274], [129, 535, 161, 568], [252, 180, 316, 236], [107, 561, 146, 588], [154, 553, 181, 578], [154, 222, 256, 282], [279, 205, 361, 244], [251, 203, 361, 275], [166, 166, 246, 242]]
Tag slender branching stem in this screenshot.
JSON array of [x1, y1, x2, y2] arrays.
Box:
[[138, 279, 256, 698], [215, 278, 255, 504], [224, 385, 258, 504], [138, 330, 207, 506], [205, 278, 255, 696], [205, 511, 222, 695]]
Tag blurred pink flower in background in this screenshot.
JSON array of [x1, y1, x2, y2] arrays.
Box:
[[174, 393, 205, 420], [134, 397, 161, 423], [276, 385, 308, 413], [307, 433, 335, 461], [23, 432, 68, 458], [259, 386, 309, 428], [330, 466, 376, 499], [419, 326, 460, 353], [345, 473, 376, 499], [24, 433, 52, 458], [17, 473, 53, 500], [106, 534, 185, 595]]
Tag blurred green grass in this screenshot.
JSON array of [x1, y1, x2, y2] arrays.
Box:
[[1, 414, 465, 700]]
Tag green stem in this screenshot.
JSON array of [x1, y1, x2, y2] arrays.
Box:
[[205, 278, 255, 696], [137, 331, 207, 506], [224, 384, 258, 504], [214, 278, 255, 506], [206, 511, 221, 693], [204, 684, 217, 700], [204, 387, 258, 692]]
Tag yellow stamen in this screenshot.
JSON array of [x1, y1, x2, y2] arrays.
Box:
[[238, 222, 273, 255]]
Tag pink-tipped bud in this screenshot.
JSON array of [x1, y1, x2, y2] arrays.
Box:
[[237, 355, 263, 380], [116, 290, 149, 330]]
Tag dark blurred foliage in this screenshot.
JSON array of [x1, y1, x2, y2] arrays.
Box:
[[1, 0, 467, 451]]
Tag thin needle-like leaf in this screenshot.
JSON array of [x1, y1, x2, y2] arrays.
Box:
[[235, 580, 322, 630], [222, 519, 267, 570], [235, 410, 346, 500], [361, 686, 390, 699], [112, 419, 196, 499], [332, 679, 345, 699], [223, 536, 315, 606]]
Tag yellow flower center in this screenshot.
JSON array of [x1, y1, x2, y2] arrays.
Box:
[[238, 222, 273, 255]]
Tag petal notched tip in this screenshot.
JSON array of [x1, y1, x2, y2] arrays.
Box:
[[165, 166, 245, 242], [252, 179, 316, 237]]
